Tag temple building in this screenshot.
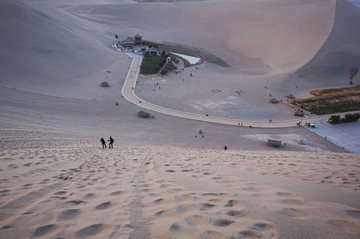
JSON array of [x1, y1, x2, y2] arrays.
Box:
[[119, 38, 135, 48], [134, 34, 143, 45], [119, 34, 143, 48]]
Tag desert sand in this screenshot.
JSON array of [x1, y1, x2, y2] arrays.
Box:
[[0, 131, 359, 239], [1, 0, 360, 238]]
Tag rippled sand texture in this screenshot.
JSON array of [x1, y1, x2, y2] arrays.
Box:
[[0, 130, 359, 239]]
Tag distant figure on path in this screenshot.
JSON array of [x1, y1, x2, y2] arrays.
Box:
[[109, 136, 114, 148], [224, 145, 228, 150], [100, 137, 106, 148]]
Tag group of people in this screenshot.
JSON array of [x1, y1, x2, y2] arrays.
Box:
[[100, 136, 114, 148]]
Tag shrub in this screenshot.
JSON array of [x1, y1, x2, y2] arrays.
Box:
[[137, 111, 151, 118], [344, 113, 360, 122], [100, 81, 109, 87], [330, 113, 360, 124], [329, 115, 341, 124]]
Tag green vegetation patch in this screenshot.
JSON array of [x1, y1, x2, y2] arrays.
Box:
[[293, 86, 360, 115], [329, 113, 360, 124], [158, 44, 200, 58], [140, 56, 166, 75]]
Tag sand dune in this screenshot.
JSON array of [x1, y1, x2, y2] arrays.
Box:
[[0, 0, 340, 99], [0, 0, 125, 99], [0, 131, 359, 239], [1, 1, 360, 238], [296, 0, 360, 85], [63, 0, 336, 73]]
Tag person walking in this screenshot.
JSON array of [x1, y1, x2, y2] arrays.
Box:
[[108, 136, 114, 148], [224, 145, 228, 150], [100, 137, 106, 148]]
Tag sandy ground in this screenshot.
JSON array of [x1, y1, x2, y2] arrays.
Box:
[[0, 132, 359, 239], [0, 85, 345, 153], [1, 0, 360, 238]]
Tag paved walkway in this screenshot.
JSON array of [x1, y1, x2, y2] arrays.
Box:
[[306, 120, 360, 153], [121, 56, 354, 128]]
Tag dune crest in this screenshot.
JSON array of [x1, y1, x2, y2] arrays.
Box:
[[296, 0, 360, 84]]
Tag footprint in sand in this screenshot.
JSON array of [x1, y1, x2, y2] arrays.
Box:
[[65, 200, 85, 205], [210, 218, 234, 227], [153, 209, 177, 218], [95, 201, 111, 210], [160, 184, 169, 188], [0, 189, 10, 196], [224, 199, 243, 208], [346, 209, 360, 219], [110, 191, 122, 196], [76, 224, 103, 237], [8, 164, 18, 169], [169, 223, 181, 233], [237, 230, 261, 239], [185, 214, 210, 227], [153, 198, 164, 205], [276, 192, 294, 197], [200, 203, 216, 211], [221, 209, 248, 218], [282, 208, 308, 219], [201, 193, 219, 196], [32, 224, 57, 237], [58, 209, 80, 220], [1, 225, 13, 230], [200, 230, 227, 239], [251, 222, 274, 232], [39, 179, 50, 185], [237, 221, 277, 239], [181, 169, 192, 172], [328, 219, 360, 234], [54, 191, 67, 196]]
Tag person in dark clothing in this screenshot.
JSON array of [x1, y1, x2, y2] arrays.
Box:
[[224, 145, 228, 150], [109, 136, 114, 148], [100, 137, 106, 148]]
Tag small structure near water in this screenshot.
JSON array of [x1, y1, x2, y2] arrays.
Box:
[[118, 34, 143, 49], [115, 34, 161, 56]]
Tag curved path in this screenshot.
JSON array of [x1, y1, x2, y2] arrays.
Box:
[[121, 56, 329, 128]]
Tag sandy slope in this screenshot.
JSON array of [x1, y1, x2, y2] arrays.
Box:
[[0, 132, 359, 239], [0, 85, 346, 152], [296, 0, 360, 85], [0, 1, 359, 238], [0, 0, 126, 99], [63, 0, 336, 73], [0, 0, 338, 99]]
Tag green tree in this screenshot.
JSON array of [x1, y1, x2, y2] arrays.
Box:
[[329, 115, 341, 124]]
